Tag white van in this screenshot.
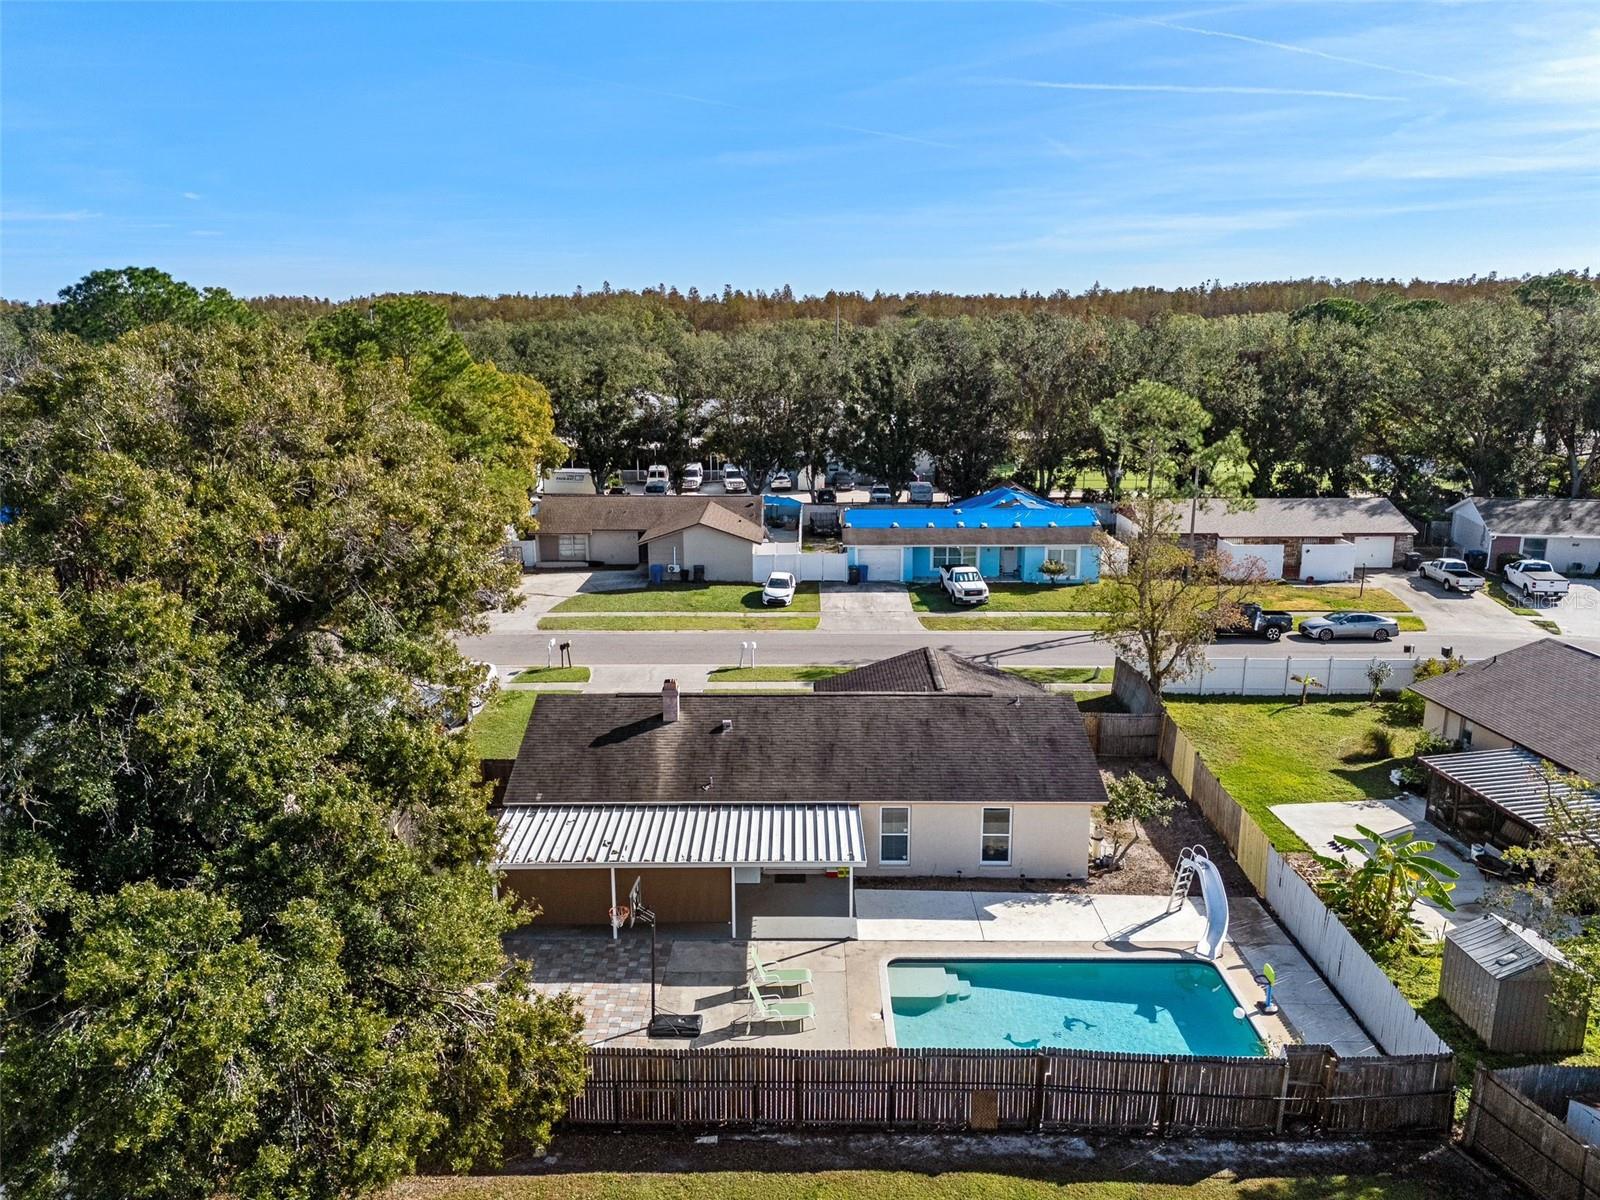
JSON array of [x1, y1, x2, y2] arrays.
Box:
[[908, 480, 935, 503], [681, 463, 703, 492], [543, 468, 596, 495], [722, 465, 749, 494]]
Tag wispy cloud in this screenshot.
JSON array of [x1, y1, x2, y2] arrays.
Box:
[[1126, 15, 1465, 86], [0, 209, 102, 222], [990, 78, 1405, 103], [182, 191, 202, 200]]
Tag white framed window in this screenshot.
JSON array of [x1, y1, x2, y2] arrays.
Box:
[[558, 534, 589, 561], [1522, 537, 1548, 558], [1045, 547, 1079, 576], [879, 807, 910, 864], [932, 546, 977, 568], [980, 807, 1012, 865]]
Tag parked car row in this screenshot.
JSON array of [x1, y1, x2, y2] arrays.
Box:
[[1211, 601, 1398, 642]]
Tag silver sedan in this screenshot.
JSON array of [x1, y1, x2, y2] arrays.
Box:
[[1296, 611, 1401, 642]]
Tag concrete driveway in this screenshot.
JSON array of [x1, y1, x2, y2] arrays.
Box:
[[1550, 580, 1600, 638], [818, 581, 922, 631], [478, 568, 647, 636], [1268, 794, 1486, 938], [1377, 569, 1543, 639]]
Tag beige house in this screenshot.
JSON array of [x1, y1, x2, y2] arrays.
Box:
[[491, 653, 1104, 939], [532, 494, 764, 579], [1411, 639, 1600, 849]]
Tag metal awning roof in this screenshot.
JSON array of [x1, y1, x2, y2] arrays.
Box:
[[492, 803, 866, 868], [1420, 746, 1600, 832]]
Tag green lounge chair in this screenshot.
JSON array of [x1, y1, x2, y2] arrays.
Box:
[[750, 950, 813, 993], [745, 982, 814, 1032]]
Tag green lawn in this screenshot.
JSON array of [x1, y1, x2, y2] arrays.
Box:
[[468, 690, 538, 759], [393, 1172, 1441, 1200], [1164, 698, 1421, 853], [910, 581, 1126, 614], [1003, 666, 1106, 684], [539, 615, 822, 631], [919, 614, 1106, 632], [1252, 584, 1410, 612], [550, 582, 821, 613], [508, 667, 591, 684], [709, 665, 850, 682], [1484, 578, 1537, 617], [1533, 618, 1563, 634], [1074, 688, 1114, 705]]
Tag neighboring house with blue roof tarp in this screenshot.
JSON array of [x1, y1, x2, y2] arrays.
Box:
[[841, 486, 1103, 584]]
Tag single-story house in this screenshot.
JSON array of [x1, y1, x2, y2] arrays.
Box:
[[842, 486, 1102, 584], [492, 666, 1105, 938], [1115, 497, 1417, 582], [1448, 497, 1600, 575], [531, 494, 764, 580], [1411, 639, 1600, 848]]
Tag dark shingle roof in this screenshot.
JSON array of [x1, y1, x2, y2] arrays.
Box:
[[503, 691, 1105, 808], [1409, 639, 1600, 780], [814, 648, 1044, 696], [1464, 498, 1600, 538], [535, 494, 761, 537]]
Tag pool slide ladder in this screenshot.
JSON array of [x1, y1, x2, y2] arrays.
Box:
[[1169, 846, 1228, 960]]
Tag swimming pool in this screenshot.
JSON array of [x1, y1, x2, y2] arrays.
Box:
[[886, 958, 1267, 1057]]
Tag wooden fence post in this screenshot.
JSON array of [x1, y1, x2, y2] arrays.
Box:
[[793, 1054, 804, 1127], [1031, 1054, 1051, 1131], [1318, 1050, 1339, 1129], [1157, 1058, 1175, 1135], [1462, 1062, 1488, 1147], [1274, 1058, 1292, 1136]]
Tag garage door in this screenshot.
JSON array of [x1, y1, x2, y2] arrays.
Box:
[[557, 534, 590, 561], [855, 546, 904, 582], [1351, 536, 1394, 570]]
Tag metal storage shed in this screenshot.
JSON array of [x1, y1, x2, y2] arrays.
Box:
[[1441, 915, 1588, 1054]]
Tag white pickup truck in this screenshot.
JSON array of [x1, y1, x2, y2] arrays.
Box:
[[1503, 558, 1570, 601], [939, 564, 990, 605], [1418, 557, 1485, 594]]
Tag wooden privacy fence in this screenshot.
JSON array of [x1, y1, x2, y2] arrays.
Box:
[[1465, 1065, 1600, 1200], [1124, 658, 1451, 1058], [570, 1045, 1453, 1136], [1082, 712, 1163, 758]]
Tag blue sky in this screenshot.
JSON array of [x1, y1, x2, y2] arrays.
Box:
[[3, 2, 1597, 300]]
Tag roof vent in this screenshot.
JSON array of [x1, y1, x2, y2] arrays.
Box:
[[952, 508, 963, 514], [719, 718, 733, 733], [891, 521, 899, 528], [1048, 521, 1057, 527], [979, 521, 988, 528], [956, 521, 965, 528]]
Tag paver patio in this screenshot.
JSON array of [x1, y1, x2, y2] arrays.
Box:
[[507, 891, 1373, 1057]]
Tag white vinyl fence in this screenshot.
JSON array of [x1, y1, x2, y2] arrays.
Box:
[[1265, 852, 1451, 1056], [1165, 655, 1418, 697], [752, 548, 850, 583]]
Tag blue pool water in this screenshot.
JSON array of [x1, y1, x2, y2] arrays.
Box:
[[886, 959, 1266, 1057]]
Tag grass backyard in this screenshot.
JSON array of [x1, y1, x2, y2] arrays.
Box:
[[467, 690, 539, 759], [1163, 698, 1420, 853], [391, 1173, 1448, 1200], [540, 615, 822, 631], [1004, 666, 1106, 684], [550, 582, 821, 613]]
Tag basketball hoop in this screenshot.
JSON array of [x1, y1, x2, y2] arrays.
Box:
[[608, 904, 632, 932]]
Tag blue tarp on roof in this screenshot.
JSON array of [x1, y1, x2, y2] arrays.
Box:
[[844, 486, 1099, 531], [763, 494, 804, 510]]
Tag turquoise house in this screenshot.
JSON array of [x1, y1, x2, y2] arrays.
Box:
[[841, 486, 1102, 584]]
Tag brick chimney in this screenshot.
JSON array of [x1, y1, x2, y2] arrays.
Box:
[[661, 678, 680, 723]]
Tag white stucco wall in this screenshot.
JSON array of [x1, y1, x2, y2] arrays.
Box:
[[647, 527, 758, 581], [858, 802, 1091, 880], [1424, 700, 1514, 752]]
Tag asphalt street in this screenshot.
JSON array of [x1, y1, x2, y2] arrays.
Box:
[[457, 625, 1587, 670]]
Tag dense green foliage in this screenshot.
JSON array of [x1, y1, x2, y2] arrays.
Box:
[[0, 315, 584, 1199], [8, 271, 1597, 505]]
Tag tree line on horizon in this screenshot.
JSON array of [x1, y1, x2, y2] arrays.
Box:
[[5, 266, 1598, 512]]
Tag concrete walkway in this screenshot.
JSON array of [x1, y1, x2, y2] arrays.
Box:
[[1269, 794, 1487, 938], [818, 581, 923, 632]]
